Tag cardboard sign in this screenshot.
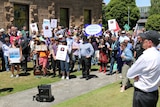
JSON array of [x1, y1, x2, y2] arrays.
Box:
[[35, 45, 48, 51]]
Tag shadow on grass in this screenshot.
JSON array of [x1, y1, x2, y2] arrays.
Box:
[[27, 67, 33, 72], [0, 88, 13, 93], [19, 72, 31, 76]]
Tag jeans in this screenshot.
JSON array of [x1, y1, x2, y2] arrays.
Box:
[[60, 61, 70, 72], [109, 57, 116, 74], [91, 50, 99, 65], [3, 55, 9, 71]]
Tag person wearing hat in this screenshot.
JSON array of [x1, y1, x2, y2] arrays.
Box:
[[127, 30, 160, 107]]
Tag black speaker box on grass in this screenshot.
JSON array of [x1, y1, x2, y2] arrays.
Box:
[[33, 84, 54, 102]]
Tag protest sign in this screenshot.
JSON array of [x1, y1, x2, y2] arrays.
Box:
[[84, 24, 102, 36], [43, 23, 52, 38], [56, 45, 68, 61], [30, 23, 38, 32], [51, 19, 57, 28], [108, 19, 117, 30], [9, 48, 21, 63], [43, 19, 50, 24], [35, 45, 48, 51]]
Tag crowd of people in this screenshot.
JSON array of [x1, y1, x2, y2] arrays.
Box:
[[0, 23, 160, 106], [0, 24, 159, 82]]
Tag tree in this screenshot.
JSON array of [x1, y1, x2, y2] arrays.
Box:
[[149, 0, 160, 16], [145, 0, 160, 31], [103, 0, 140, 29], [145, 14, 160, 31]]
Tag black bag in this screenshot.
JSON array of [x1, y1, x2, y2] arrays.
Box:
[[33, 66, 43, 76], [33, 85, 54, 102]]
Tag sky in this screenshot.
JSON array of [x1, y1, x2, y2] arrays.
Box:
[[103, 0, 151, 7]]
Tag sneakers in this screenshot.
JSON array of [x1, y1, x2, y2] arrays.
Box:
[[61, 76, 70, 80], [10, 74, 14, 78], [16, 75, 19, 78], [61, 76, 65, 80], [66, 76, 69, 80], [10, 74, 19, 78]]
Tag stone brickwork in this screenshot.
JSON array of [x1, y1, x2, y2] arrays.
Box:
[[0, 0, 102, 30]]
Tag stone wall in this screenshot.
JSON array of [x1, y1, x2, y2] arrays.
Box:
[[0, 0, 102, 30]]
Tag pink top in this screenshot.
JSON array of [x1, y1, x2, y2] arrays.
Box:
[[10, 35, 20, 44]]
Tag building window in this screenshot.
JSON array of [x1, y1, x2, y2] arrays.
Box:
[[14, 4, 29, 30], [60, 8, 69, 28], [84, 9, 91, 24]]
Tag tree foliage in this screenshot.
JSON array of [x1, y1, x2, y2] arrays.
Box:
[[145, 14, 160, 31], [146, 0, 160, 31], [103, 0, 140, 29], [149, 0, 160, 16]]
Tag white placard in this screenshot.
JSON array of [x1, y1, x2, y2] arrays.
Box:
[[51, 19, 57, 28], [56, 45, 68, 61], [85, 24, 102, 35], [108, 19, 117, 30], [9, 48, 21, 63], [30, 23, 38, 32], [43, 24, 52, 38]]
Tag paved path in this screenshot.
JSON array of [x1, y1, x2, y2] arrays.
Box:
[[0, 71, 120, 107]]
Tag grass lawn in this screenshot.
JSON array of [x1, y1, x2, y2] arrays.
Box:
[[0, 62, 99, 96], [53, 82, 160, 107]]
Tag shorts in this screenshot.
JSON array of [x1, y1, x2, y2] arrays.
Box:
[[39, 57, 48, 68], [10, 63, 21, 66]]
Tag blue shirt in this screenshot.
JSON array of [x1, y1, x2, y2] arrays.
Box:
[[79, 42, 94, 58], [122, 47, 133, 61]]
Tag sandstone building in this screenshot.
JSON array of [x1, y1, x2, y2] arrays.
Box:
[[0, 0, 102, 30]]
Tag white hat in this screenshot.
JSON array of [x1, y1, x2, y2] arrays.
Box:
[[58, 35, 63, 38], [0, 28, 5, 32], [105, 34, 110, 37], [121, 30, 126, 34]]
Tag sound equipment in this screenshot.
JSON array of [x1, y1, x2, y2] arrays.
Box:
[[33, 84, 54, 102]]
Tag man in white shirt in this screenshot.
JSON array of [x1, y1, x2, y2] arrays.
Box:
[[127, 30, 160, 107]]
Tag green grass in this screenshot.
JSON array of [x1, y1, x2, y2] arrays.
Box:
[[0, 62, 98, 96], [53, 82, 160, 107]]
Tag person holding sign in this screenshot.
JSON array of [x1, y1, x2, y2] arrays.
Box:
[[9, 39, 23, 78], [38, 39, 49, 77], [59, 39, 70, 80]]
